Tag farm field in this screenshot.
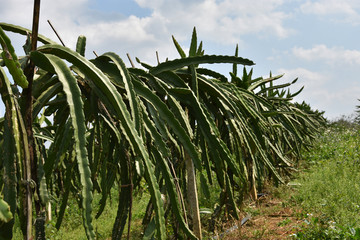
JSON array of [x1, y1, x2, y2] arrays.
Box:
[[222, 118, 360, 240], [1, 2, 358, 239], [1, 19, 327, 239], [10, 117, 360, 239]]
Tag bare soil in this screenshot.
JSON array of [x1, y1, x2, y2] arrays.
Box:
[[211, 193, 306, 240]]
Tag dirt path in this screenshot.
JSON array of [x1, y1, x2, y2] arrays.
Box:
[[212, 193, 306, 240]]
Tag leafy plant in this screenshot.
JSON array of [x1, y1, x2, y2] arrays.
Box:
[[0, 2, 326, 239]]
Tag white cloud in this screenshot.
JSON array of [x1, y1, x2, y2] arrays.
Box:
[[292, 45, 360, 65], [136, 0, 292, 42], [0, 0, 165, 63], [300, 0, 358, 15], [0, 0, 88, 28], [278, 67, 327, 90], [300, 0, 360, 24], [278, 67, 359, 119], [0, 0, 294, 65]]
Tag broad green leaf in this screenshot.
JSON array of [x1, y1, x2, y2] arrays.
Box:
[[98, 52, 141, 130], [31, 51, 95, 239], [33, 82, 62, 118], [190, 65, 198, 98], [0, 26, 28, 88], [0, 198, 13, 223], [0, 67, 20, 239], [172, 35, 186, 58], [132, 78, 202, 170], [35, 141, 50, 205], [196, 41, 203, 56], [0, 22, 56, 44], [225, 175, 239, 219], [197, 68, 227, 82], [232, 44, 239, 79], [189, 27, 197, 57], [55, 155, 74, 229], [167, 87, 241, 178], [248, 74, 284, 92], [76, 35, 86, 56], [141, 101, 197, 238], [257, 82, 291, 94], [151, 146, 198, 239], [150, 55, 254, 75], [34, 44, 167, 239]]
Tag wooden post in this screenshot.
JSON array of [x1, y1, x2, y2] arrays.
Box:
[[185, 152, 202, 239], [23, 0, 41, 239]]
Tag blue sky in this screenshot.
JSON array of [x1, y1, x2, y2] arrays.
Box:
[[1, 0, 360, 119]]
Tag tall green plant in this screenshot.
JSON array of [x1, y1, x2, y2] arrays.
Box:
[[0, 14, 325, 240]]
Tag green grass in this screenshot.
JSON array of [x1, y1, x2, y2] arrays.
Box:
[[291, 119, 360, 239], [13, 184, 150, 239], [12, 172, 222, 239]]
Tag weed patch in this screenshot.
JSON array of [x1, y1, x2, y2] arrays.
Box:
[[291, 121, 360, 239]]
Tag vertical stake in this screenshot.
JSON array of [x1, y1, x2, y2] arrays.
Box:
[[23, 0, 41, 239]]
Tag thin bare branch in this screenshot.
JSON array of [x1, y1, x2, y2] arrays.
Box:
[[47, 20, 65, 47], [156, 51, 160, 64], [126, 53, 135, 68]]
